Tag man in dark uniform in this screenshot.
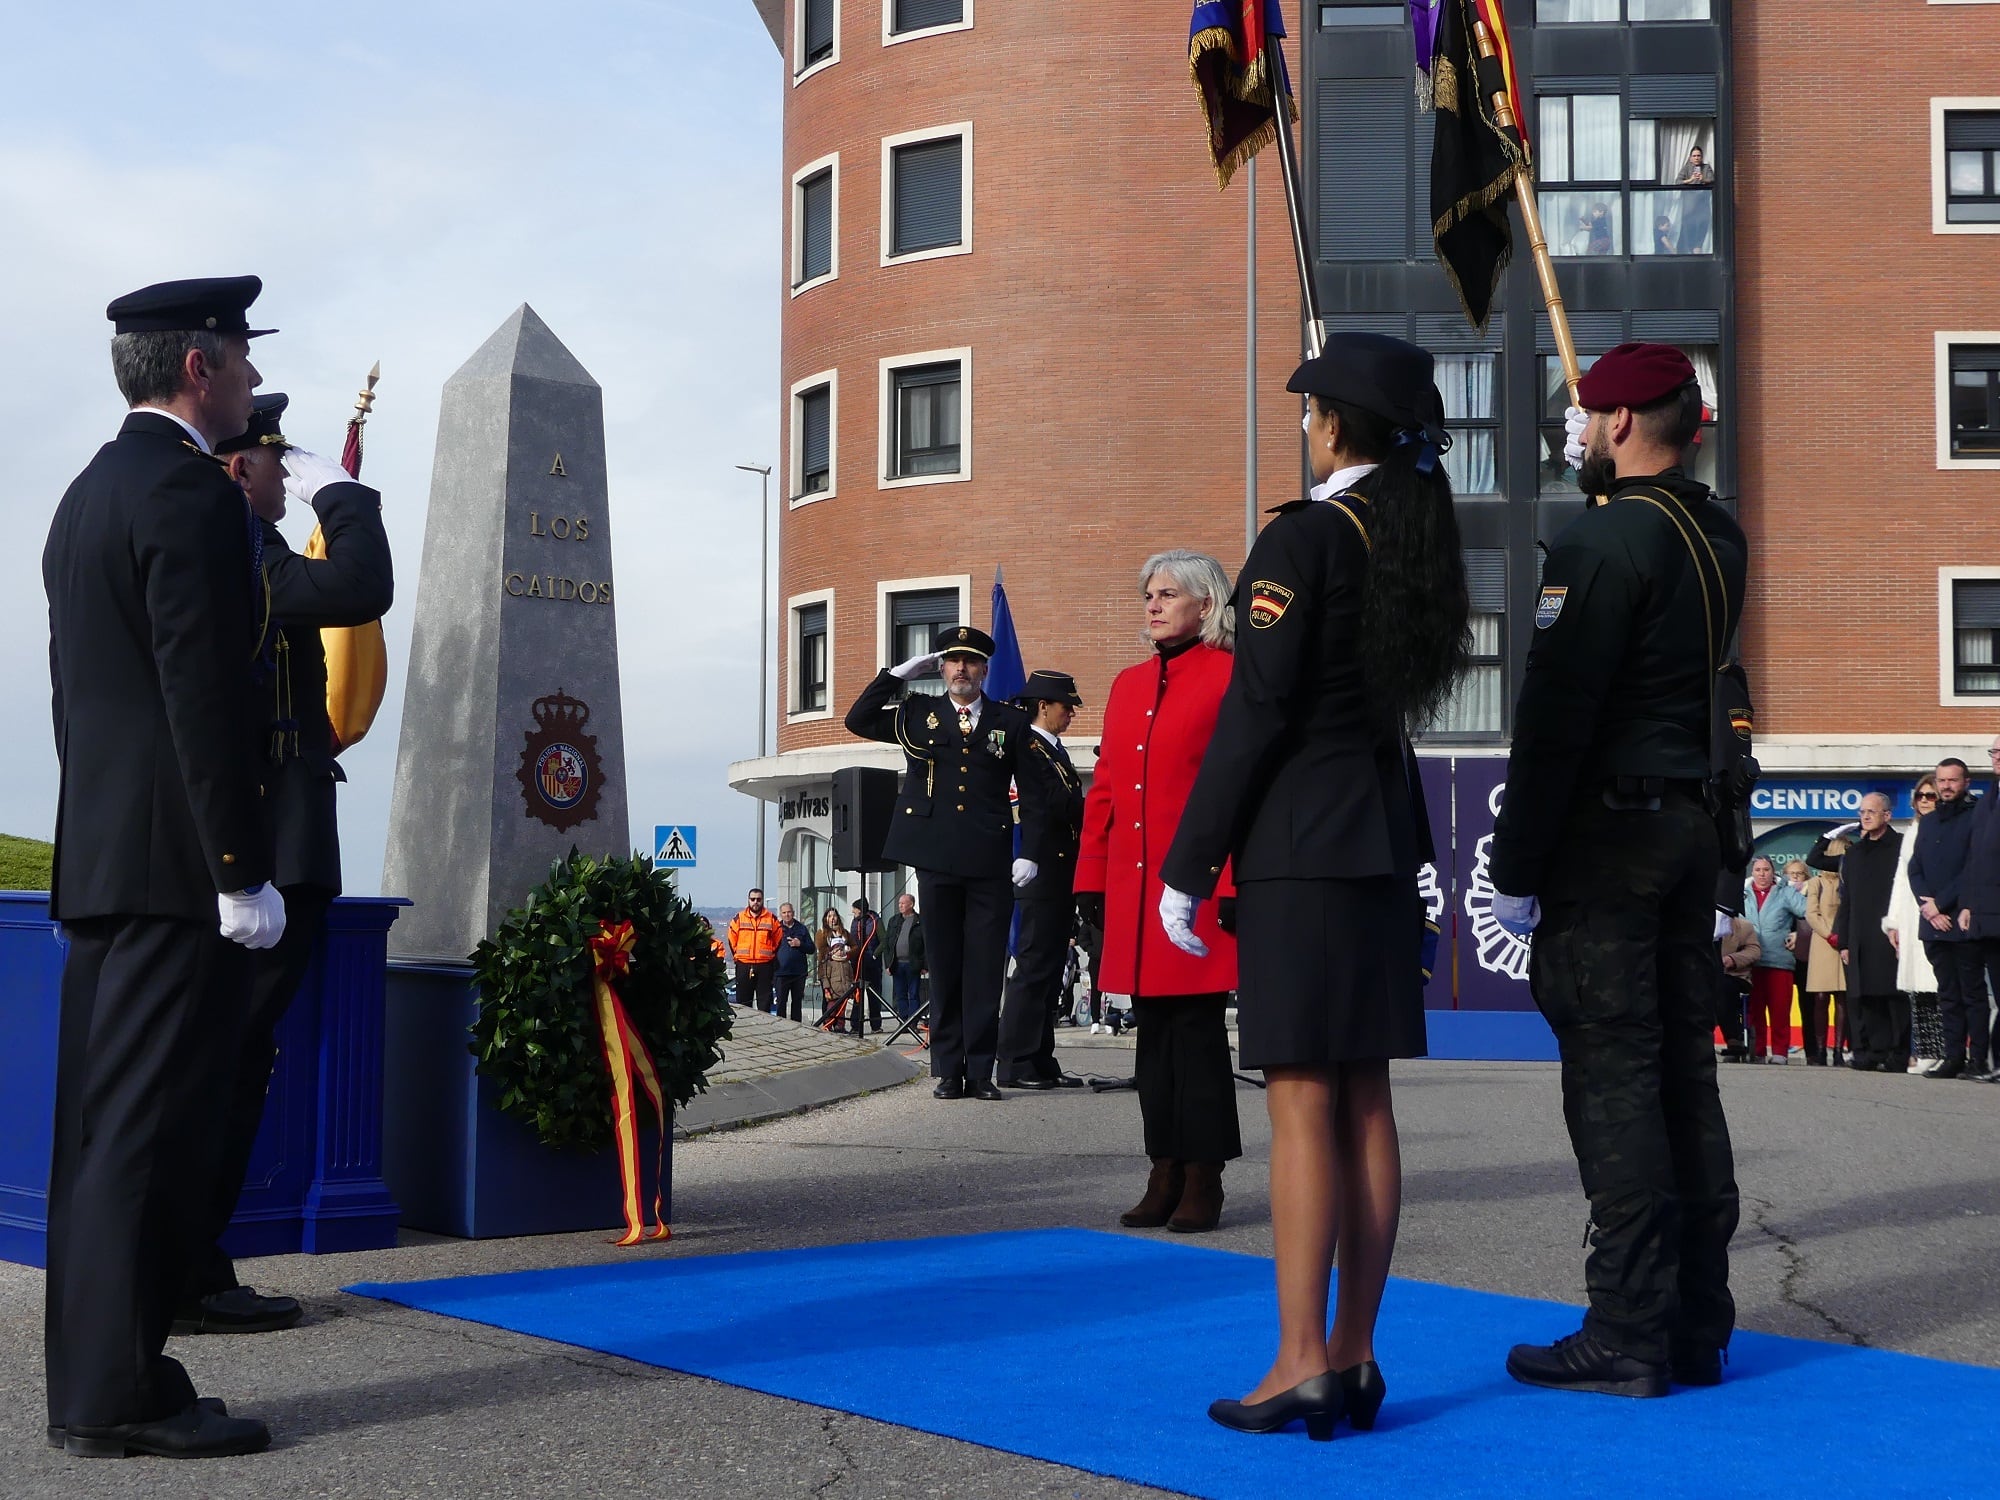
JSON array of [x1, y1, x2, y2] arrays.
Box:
[[998, 669, 1088, 1089], [178, 393, 393, 1335], [1488, 343, 1749, 1398], [845, 626, 1053, 1099], [42, 277, 285, 1459]]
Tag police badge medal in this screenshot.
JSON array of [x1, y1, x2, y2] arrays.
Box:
[[517, 689, 606, 832]]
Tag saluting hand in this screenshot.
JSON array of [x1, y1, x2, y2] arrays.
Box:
[[890, 652, 939, 681], [280, 447, 354, 508]]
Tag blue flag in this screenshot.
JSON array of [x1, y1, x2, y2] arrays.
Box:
[[986, 568, 1026, 705]]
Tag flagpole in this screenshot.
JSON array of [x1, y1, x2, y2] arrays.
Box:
[[1247, 156, 1258, 553], [1265, 36, 1323, 359], [1471, 20, 1580, 400]]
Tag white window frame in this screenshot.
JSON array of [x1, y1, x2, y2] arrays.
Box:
[[1935, 331, 2000, 470], [793, 0, 840, 85], [788, 588, 836, 722], [878, 347, 972, 490], [1939, 567, 2000, 706], [880, 122, 974, 266], [790, 368, 839, 507], [876, 574, 973, 670], [883, 0, 973, 47], [790, 152, 839, 296], [1932, 97, 2000, 235]]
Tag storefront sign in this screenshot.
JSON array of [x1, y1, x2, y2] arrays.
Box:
[[1749, 778, 1915, 822]]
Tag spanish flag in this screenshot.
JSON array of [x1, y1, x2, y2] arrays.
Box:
[[1428, 0, 1531, 329], [1189, 0, 1299, 189]]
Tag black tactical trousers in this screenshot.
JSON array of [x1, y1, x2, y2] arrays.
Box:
[[1529, 791, 1740, 1365]]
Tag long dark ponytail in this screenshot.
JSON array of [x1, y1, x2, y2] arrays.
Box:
[[1316, 395, 1472, 737]]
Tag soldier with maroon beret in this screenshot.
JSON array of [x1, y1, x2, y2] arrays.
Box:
[[1487, 342, 1752, 1399]]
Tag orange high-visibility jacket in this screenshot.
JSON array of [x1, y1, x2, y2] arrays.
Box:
[[726, 908, 782, 964]]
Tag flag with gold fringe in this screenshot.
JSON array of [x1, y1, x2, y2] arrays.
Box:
[[1189, 0, 1298, 189], [1427, 0, 1532, 329]]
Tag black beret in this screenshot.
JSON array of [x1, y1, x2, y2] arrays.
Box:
[[1287, 330, 1447, 446], [1575, 342, 1697, 411], [933, 625, 996, 660], [214, 392, 291, 455], [106, 275, 275, 338], [1015, 669, 1082, 708]]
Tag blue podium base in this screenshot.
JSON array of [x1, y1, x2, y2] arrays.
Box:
[[383, 961, 671, 1240], [1423, 1008, 1559, 1062]]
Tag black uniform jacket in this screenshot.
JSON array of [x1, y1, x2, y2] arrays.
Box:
[[1017, 730, 1085, 901], [261, 480, 393, 893], [1489, 470, 1747, 898], [844, 671, 1053, 880], [1162, 492, 1434, 900], [43, 412, 272, 920]]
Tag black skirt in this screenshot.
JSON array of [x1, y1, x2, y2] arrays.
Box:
[[1234, 876, 1429, 1069]]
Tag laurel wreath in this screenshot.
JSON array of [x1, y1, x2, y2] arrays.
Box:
[[469, 850, 733, 1152]]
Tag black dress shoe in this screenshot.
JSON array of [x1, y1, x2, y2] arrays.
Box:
[[1670, 1345, 1725, 1386], [1336, 1361, 1387, 1431], [172, 1285, 302, 1336], [932, 1077, 966, 1100], [1208, 1371, 1344, 1441], [1928, 1058, 1966, 1080], [971, 1080, 1005, 1101], [65, 1402, 269, 1459], [1000, 1076, 1058, 1090], [1049, 1072, 1085, 1088], [49, 1396, 228, 1450], [1506, 1331, 1668, 1398]]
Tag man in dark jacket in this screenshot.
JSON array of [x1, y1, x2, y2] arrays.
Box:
[[1906, 758, 1986, 1079], [179, 393, 393, 1334], [999, 670, 1088, 1089], [1818, 794, 1905, 1071], [43, 278, 286, 1459], [880, 892, 925, 1027], [773, 902, 813, 1020], [1954, 738, 2000, 1080]]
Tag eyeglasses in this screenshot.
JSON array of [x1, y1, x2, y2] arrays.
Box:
[[1916, 791, 1938, 802]]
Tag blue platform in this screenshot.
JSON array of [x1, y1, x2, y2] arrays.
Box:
[[1423, 1007, 1559, 1061], [349, 1228, 1994, 1500]]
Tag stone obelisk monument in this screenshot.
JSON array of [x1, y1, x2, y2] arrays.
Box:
[[384, 305, 629, 958]]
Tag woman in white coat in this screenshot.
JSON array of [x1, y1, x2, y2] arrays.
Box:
[[1882, 774, 1943, 1070]]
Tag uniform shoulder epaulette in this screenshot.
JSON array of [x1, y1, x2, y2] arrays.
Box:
[[1265, 498, 1314, 516], [181, 440, 229, 471]]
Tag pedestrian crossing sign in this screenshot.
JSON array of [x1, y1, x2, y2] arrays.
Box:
[[653, 825, 697, 868]]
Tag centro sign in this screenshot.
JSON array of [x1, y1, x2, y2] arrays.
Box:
[[1749, 779, 1914, 820]]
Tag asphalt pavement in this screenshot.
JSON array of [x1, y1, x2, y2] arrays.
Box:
[[2, 1042, 1994, 1499]]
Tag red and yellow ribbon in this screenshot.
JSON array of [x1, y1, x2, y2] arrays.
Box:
[[587, 919, 671, 1245]]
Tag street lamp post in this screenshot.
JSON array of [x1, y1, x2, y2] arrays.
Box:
[[736, 463, 773, 892]]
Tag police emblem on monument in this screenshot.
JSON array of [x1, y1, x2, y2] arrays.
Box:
[[516, 690, 604, 831]]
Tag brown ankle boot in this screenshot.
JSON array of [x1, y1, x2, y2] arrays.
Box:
[[1118, 1158, 1185, 1228], [1168, 1161, 1224, 1233]]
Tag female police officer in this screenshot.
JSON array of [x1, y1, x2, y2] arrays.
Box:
[[1159, 332, 1470, 1440]]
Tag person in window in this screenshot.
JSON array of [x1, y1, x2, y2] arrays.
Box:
[[1161, 334, 1468, 1441], [1074, 551, 1242, 1233], [1676, 155, 1714, 254], [1654, 214, 1677, 256], [1677, 146, 1715, 185], [1583, 202, 1614, 255]]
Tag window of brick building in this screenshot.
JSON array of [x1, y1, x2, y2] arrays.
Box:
[[888, 0, 967, 40], [794, 600, 829, 714], [1430, 549, 1507, 736], [879, 350, 970, 487], [884, 128, 969, 261], [790, 369, 837, 504], [1537, 1, 1710, 18], [1540, 85, 1716, 258], [1945, 575, 2000, 700], [884, 585, 964, 695], [796, 0, 837, 78], [1945, 110, 2000, 225], [792, 157, 837, 293], [1949, 345, 2000, 460], [1438, 354, 1500, 496]]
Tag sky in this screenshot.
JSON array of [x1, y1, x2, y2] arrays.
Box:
[[0, 1, 784, 908]]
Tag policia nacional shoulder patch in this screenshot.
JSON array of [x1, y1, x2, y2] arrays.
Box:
[[1534, 585, 1568, 630], [1248, 579, 1295, 629]]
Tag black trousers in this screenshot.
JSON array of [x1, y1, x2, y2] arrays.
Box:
[[186, 889, 333, 1301], [775, 971, 806, 1021], [1847, 992, 1910, 1069], [46, 915, 248, 1427], [848, 965, 883, 1032], [998, 896, 1068, 1081], [1927, 938, 1991, 1070], [916, 869, 1011, 1083], [1131, 994, 1242, 1162], [735, 960, 774, 1011], [1529, 794, 1739, 1365]]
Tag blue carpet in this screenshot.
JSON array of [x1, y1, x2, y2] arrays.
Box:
[[349, 1229, 1993, 1499]]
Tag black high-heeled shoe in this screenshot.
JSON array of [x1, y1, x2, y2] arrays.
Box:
[[1337, 1361, 1387, 1431], [1207, 1371, 1345, 1442]]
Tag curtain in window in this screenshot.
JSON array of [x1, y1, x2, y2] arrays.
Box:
[[1629, 0, 1710, 18], [1437, 355, 1497, 494], [1432, 615, 1505, 733], [1540, 191, 1623, 255], [1537, 0, 1619, 20], [1681, 346, 1719, 413]]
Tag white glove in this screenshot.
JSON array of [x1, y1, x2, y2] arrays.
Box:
[[1492, 892, 1541, 937], [1011, 858, 1038, 889], [280, 447, 354, 507], [1713, 910, 1735, 943], [1563, 405, 1590, 470], [1826, 822, 1860, 839], [890, 652, 938, 681], [1159, 886, 1209, 958], [218, 884, 288, 950]]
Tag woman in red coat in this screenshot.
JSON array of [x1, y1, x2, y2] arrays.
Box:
[[1075, 549, 1241, 1232]]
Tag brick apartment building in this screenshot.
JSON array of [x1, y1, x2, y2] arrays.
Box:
[[729, 0, 2000, 962]]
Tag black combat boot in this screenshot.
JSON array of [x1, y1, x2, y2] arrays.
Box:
[[1505, 1331, 1669, 1398]]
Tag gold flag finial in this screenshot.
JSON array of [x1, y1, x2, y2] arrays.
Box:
[[354, 361, 381, 422]]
